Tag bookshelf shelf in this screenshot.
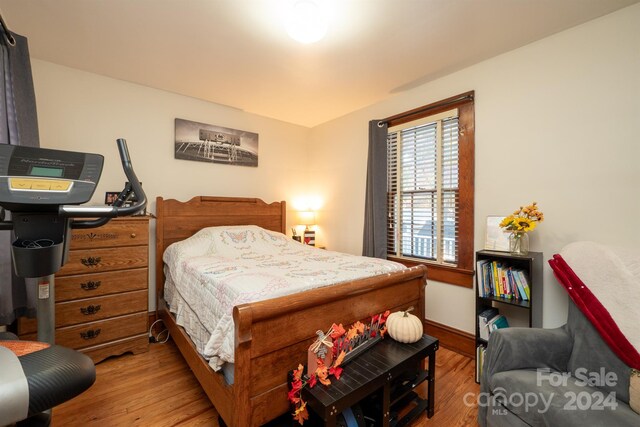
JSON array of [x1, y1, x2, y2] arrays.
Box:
[[478, 295, 531, 309], [475, 250, 543, 383]]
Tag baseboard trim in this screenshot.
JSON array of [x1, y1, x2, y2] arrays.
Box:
[[424, 319, 475, 359]]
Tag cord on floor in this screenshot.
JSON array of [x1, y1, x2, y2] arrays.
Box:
[[148, 319, 170, 344]]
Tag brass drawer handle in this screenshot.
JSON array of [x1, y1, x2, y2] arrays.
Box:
[[80, 304, 101, 315], [80, 280, 101, 291], [80, 329, 101, 340], [130, 233, 136, 238], [81, 257, 102, 267]]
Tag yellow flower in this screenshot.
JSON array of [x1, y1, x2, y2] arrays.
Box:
[[514, 217, 536, 232], [499, 216, 515, 229], [500, 202, 544, 233]]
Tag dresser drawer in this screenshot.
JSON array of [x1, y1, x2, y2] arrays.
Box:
[[69, 219, 149, 249], [56, 290, 147, 327], [81, 334, 149, 364], [58, 246, 148, 276], [56, 268, 148, 302], [56, 312, 147, 349]]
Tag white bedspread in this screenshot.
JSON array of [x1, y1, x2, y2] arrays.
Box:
[[163, 225, 405, 370]]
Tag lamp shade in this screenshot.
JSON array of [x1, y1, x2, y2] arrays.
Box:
[[297, 210, 316, 226]]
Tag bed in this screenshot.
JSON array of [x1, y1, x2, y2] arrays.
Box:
[[155, 196, 428, 426]]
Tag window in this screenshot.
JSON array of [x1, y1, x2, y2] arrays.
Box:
[[385, 92, 474, 287]]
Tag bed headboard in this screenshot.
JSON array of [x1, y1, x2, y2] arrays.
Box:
[[155, 196, 286, 301]]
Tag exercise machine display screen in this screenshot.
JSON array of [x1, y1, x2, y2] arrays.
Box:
[[0, 145, 104, 210], [30, 166, 64, 177]]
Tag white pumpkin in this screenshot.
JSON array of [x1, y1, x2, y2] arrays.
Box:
[[387, 307, 423, 343]]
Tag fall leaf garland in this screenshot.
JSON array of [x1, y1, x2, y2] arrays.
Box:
[[288, 310, 391, 424]]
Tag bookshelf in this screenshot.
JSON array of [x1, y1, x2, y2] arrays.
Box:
[[475, 250, 543, 382]]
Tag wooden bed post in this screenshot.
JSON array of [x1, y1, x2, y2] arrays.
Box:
[[280, 201, 286, 234], [233, 304, 253, 426]]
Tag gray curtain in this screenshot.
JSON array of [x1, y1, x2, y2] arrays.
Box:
[[362, 120, 388, 258], [0, 27, 40, 325]]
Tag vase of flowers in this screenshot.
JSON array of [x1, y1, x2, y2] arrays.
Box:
[[508, 231, 529, 255], [499, 202, 544, 256]]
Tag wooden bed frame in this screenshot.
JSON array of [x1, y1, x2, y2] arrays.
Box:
[[155, 196, 427, 426]]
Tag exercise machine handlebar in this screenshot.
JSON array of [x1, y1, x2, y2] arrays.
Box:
[[0, 139, 147, 232], [60, 139, 146, 227]]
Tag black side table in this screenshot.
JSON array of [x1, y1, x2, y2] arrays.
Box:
[[302, 335, 439, 427]]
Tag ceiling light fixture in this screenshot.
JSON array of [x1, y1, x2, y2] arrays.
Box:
[[285, 0, 328, 44]]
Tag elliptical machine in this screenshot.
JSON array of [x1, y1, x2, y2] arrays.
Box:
[[0, 139, 146, 426]]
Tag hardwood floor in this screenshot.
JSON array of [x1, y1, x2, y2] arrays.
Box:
[[52, 340, 479, 426]]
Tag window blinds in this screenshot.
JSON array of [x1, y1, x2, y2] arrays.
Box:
[[387, 113, 459, 265]]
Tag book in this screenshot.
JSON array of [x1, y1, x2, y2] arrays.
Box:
[[507, 268, 519, 300], [497, 263, 508, 297], [491, 261, 501, 297], [478, 308, 499, 341], [512, 269, 528, 300], [500, 265, 509, 297], [476, 345, 487, 382], [516, 270, 531, 300], [482, 263, 492, 297], [476, 260, 490, 297], [497, 263, 505, 297], [488, 314, 510, 334]]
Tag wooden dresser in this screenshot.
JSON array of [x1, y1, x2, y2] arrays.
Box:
[[19, 216, 150, 363]]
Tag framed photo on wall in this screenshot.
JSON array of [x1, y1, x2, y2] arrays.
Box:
[[174, 118, 259, 167]]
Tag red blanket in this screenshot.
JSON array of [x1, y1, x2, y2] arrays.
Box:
[[549, 252, 640, 370]]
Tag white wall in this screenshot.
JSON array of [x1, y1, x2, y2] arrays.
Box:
[[32, 60, 311, 310], [308, 4, 640, 332]]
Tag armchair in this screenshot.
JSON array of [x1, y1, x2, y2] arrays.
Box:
[[479, 299, 639, 426]]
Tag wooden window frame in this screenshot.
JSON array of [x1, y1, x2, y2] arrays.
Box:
[[385, 91, 475, 288]]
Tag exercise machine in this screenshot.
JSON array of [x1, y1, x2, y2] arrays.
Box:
[[0, 139, 146, 425], [0, 138, 146, 342]]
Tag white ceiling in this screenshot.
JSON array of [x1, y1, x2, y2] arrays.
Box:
[[0, 0, 637, 127]]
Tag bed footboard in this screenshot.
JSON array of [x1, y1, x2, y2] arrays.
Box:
[[232, 265, 427, 426]]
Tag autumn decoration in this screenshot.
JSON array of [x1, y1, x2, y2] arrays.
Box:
[[307, 327, 334, 376], [288, 310, 391, 424], [386, 306, 423, 343]]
